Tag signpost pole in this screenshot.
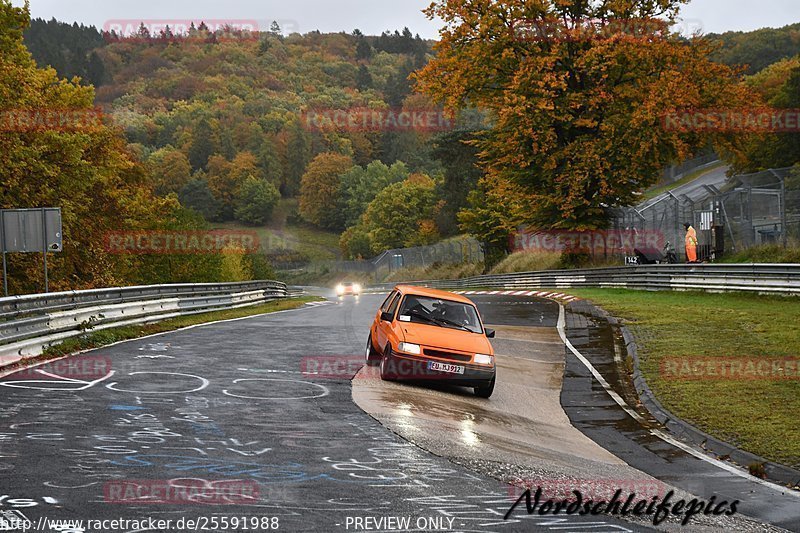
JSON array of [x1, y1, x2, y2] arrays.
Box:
[[1, 210, 7, 297], [41, 208, 49, 293]]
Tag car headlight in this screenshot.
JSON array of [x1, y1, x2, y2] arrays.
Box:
[[397, 342, 421, 355], [353, 284, 362, 293], [474, 353, 494, 365], [336, 285, 345, 294]]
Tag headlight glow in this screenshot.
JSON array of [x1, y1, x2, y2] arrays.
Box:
[[398, 342, 422, 355], [474, 353, 494, 365], [353, 284, 362, 293], [336, 284, 345, 294]]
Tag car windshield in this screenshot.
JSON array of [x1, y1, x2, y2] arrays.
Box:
[[398, 295, 483, 334]]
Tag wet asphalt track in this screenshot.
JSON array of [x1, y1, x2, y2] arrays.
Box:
[[0, 291, 795, 532], [0, 293, 643, 533]]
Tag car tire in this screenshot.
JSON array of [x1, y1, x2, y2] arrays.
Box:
[[380, 345, 397, 382], [365, 334, 381, 367], [474, 377, 495, 399]]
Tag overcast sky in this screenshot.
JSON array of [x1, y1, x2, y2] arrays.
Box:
[[14, 0, 800, 38]]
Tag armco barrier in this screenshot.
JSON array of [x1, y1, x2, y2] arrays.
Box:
[[372, 264, 800, 295], [0, 281, 287, 369]]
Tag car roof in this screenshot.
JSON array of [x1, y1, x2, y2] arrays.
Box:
[[393, 285, 475, 305]]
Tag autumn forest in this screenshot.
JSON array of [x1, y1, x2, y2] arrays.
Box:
[[2, 0, 800, 293]]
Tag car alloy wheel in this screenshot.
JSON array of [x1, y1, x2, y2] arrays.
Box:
[[380, 345, 397, 381]]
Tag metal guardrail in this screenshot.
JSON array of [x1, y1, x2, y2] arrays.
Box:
[[0, 281, 288, 369], [371, 264, 800, 296]]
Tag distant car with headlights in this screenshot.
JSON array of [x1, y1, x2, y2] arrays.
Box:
[[365, 285, 496, 398], [336, 282, 361, 296]]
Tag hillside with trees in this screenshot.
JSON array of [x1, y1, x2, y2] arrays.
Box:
[[1, 3, 271, 294], [9, 2, 800, 288], [21, 19, 484, 262], [707, 23, 800, 75]]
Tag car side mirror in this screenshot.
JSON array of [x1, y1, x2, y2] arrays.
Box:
[[486, 328, 496, 339], [381, 311, 394, 322]]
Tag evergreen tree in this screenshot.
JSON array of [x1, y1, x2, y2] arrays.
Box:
[[179, 179, 221, 220], [356, 64, 372, 91], [188, 119, 216, 171], [85, 50, 106, 86]]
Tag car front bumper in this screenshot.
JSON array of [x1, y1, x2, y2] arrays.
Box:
[[387, 351, 495, 386]]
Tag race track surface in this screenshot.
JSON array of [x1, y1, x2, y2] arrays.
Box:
[[0, 291, 795, 532]]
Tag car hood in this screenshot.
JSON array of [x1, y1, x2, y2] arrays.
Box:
[[400, 322, 493, 354]]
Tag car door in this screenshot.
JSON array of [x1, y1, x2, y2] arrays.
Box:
[[375, 290, 399, 351]]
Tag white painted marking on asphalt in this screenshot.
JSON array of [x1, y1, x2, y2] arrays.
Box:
[[0, 370, 116, 391], [306, 301, 335, 307], [106, 372, 209, 394], [34, 369, 83, 382], [222, 378, 330, 400], [556, 304, 800, 498]]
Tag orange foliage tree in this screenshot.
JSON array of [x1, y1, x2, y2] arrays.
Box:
[[298, 153, 354, 229], [415, 0, 755, 232]]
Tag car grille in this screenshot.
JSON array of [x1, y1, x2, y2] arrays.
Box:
[[423, 349, 472, 363]]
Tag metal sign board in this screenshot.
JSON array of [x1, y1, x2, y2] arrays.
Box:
[[1, 208, 63, 253], [699, 211, 714, 231]]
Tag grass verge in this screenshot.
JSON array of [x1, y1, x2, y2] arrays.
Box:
[[490, 251, 621, 274], [386, 262, 485, 283], [2, 297, 319, 374], [568, 288, 800, 469], [719, 242, 800, 264]]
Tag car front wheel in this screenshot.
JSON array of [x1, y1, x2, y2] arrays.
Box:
[[365, 334, 381, 367], [474, 377, 495, 399], [380, 345, 397, 381]]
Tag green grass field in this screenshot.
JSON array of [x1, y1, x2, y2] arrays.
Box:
[[212, 199, 342, 264], [568, 288, 800, 468]]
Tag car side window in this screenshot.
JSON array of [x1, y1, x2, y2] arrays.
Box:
[[380, 291, 397, 312], [387, 294, 402, 317]]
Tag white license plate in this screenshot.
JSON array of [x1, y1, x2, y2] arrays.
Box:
[[428, 361, 465, 374]]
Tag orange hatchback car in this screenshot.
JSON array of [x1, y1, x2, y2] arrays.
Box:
[[366, 285, 497, 398]]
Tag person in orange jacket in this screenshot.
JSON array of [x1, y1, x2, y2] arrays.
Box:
[[684, 223, 698, 263]]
